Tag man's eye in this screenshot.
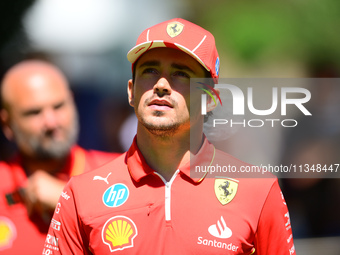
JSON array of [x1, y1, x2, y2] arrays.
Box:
[[23, 109, 41, 117], [54, 102, 65, 110], [173, 71, 190, 78], [142, 68, 158, 74]]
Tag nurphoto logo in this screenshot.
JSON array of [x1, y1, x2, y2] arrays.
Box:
[[196, 79, 312, 128]]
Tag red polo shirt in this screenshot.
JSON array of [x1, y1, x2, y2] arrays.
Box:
[[43, 138, 296, 254], [0, 146, 119, 255]]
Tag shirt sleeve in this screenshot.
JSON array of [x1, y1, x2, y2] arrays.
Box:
[[254, 179, 296, 255], [42, 179, 90, 255]]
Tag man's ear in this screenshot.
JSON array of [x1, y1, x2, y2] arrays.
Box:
[[0, 109, 14, 141], [127, 79, 134, 107], [206, 88, 220, 113]]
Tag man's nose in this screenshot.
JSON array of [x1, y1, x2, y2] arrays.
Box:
[[153, 77, 172, 96], [42, 109, 58, 129]]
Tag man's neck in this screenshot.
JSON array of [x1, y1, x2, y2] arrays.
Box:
[[136, 126, 204, 182]]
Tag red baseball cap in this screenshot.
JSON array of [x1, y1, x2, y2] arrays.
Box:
[[127, 18, 220, 82]]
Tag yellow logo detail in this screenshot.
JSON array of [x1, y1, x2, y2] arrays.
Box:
[[102, 216, 137, 252], [166, 22, 184, 38], [214, 179, 238, 205], [0, 217, 16, 250]]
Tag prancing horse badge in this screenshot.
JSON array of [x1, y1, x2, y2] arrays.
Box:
[[166, 22, 184, 38], [214, 179, 239, 205]]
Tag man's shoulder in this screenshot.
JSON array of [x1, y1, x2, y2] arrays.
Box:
[[69, 152, 128, 187], [0, 160, 26, 203], [0, 160, 11, 170], [214, 148, 277, 179], [84, 148, 121, 160], [64, 153, 131, 210], [71, 145, 122, 173], [0, 159, 24, 179], [213, 148, 252, 167], [0, 161, 14, 186], [74, 145, 120, 160]]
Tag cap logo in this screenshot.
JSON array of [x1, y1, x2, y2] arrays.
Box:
[[166, 22, 184, 38]]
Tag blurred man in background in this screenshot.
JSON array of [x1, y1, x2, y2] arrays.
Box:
[[0, 59, 119, 254]]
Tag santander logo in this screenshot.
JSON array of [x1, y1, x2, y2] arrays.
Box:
[[208, 216, 232, 239], [197, 216, 238, 252]]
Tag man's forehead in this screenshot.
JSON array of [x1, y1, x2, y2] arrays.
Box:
[[6, 79, 69, 112], [1, 61, 69, 103], [135, 48, 204, 72], [13, 91, 67, 111], [137, 47, 192, 61]]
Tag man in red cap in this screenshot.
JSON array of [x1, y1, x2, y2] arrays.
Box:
[[43, 18, 296, 254], [0, 60, 120, 254]]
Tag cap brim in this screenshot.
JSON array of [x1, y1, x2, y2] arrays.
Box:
[[127, 41, 210, 72]]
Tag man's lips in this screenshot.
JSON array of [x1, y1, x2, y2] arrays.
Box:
[[148, 99, 173, 110]]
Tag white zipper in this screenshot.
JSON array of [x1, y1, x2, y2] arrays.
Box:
[[154, 170, 180, 221]]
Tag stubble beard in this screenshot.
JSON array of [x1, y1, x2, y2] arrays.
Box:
[[136, 96, 185, 138], [138, 111, 180, 138], [12, 114, 79, 160]]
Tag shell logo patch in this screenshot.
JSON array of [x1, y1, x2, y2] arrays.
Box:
[[166, 22, 184, 38], [102, 216, 137, 252], [0, 216, 17, 251], [214, 178, 238, 205]]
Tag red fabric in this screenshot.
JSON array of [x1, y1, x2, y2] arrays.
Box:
[[44, 138, 295, 255], [0, 147, 119, 255], [127, 18, 220, 82]]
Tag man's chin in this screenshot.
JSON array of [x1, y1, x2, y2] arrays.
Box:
[[36, 141, 72, 159], [142, 122, 180, 137]]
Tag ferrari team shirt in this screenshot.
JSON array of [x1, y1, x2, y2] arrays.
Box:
[[44, 138, 296, 255], [0, 146, 119, 255]]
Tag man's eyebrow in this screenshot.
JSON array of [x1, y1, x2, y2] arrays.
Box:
[[21, 108, 41, 116], [138, 60, 160, 69], [171, 63, 195, 74], [137, 61, 195, 74]]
